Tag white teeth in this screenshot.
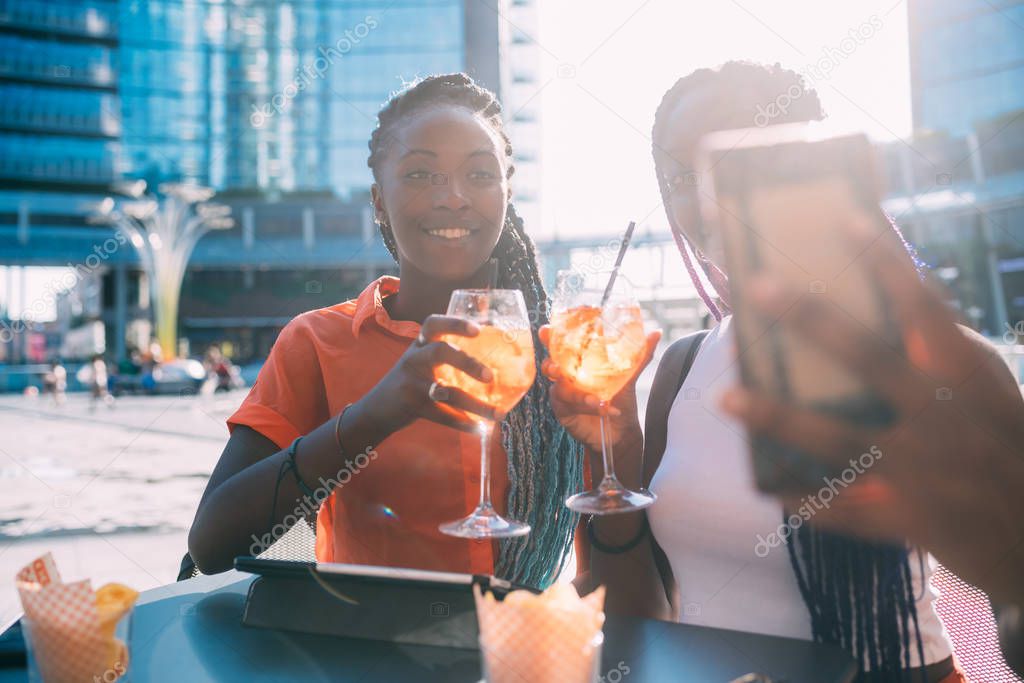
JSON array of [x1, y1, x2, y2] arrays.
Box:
[[426, 228, 472, 239]]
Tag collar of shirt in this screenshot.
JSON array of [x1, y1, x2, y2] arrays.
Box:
[[351, 276, 422, 340]]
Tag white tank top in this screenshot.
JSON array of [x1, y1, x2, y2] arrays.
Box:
[[647, 315, 953, 667]]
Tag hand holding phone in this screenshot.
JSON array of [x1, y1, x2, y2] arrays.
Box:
[[696, 124, 902, 493]]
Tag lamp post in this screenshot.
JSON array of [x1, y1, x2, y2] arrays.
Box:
[[90, 182, 233, 360]]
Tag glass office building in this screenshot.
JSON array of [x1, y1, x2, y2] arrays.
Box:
[[0, 1, 124, 362], [909, 0, 1024, 135], [0, 0, 121, 191], [118, 0, 493, 197], [885, 0, 1024, 337]]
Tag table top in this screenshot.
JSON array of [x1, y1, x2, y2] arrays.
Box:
[[3, 570, 856, 683]]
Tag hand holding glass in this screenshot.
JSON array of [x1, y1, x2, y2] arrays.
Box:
[[548, 270, 656, 514], [434, 289, 536, 538]]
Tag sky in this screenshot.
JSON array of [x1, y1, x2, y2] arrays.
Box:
[[1, 0, 914, 321], [534, 0, 912, 241]]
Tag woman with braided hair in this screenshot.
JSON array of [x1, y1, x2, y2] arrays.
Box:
[[187, 73, 601, 589], [541, 61, 996, 681]]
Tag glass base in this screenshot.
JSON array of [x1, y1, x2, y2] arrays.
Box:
[[565, 484, 656, 515], [439, 505, 531, 539]]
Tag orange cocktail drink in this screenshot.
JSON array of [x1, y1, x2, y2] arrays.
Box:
[[548, 303, 646, 403], [435, 326, 536, 421]]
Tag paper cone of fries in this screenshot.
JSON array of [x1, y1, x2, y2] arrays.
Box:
[[474, 582, 605, 683], [16, 553, 138, 682]]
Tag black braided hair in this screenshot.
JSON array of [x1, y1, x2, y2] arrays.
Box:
[[651, 61, 927, 680], [367, 73, 585, 589]]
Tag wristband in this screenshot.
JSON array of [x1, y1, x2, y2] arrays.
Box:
[[586, 513, 650, 554], [285, 436, 317, 501], [333, 403, 355, 461]]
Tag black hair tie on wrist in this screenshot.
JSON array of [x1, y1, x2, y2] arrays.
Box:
[[586, 513, 650, 554], [267, 436, 317, 540], [285, 436, 318, 501]]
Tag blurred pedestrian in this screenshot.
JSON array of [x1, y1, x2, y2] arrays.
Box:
[[89, 354, 114, 410], [42, 359, 67, 407]]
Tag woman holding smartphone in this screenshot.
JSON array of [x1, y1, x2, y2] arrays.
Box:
[[186, 74, 585, 590], [541, 61, 1008, 681]]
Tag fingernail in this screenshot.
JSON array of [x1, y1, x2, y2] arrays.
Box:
[[481, 367, 494, 382], [608, 406, 622, 417]]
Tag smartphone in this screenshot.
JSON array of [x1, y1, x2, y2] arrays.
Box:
[[695, 123, 902, 494]]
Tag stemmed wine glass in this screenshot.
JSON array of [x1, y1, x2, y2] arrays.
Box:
[[434, 289, 536, 538], [548, 270, 656, 514]]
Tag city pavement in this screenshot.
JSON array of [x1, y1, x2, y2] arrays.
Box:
[[0, 390, 243, 626]]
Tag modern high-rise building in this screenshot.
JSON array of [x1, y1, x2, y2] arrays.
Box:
[[117, 0, 508, 197], [883, 0, 1024, 338], [0, 0, 121, 192], [499, 0, 543, 230], [908, 0, 1024, 135], [0, 0, 124, 362]]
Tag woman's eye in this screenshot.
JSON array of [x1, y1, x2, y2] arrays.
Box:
[[404, 170, 431, 180], [666, 175, 684, 192]]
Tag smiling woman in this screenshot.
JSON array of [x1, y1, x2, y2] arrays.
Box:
[[186, 74, 587, 591]]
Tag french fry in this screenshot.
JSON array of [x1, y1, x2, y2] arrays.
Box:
[[96, 583, 139, 640]]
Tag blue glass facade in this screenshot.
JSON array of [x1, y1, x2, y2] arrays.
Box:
[[909, 0, 1024, 135], [892, 0, 1024, 335], [118, 0, 466, 196], [0, 0, 121, 189]]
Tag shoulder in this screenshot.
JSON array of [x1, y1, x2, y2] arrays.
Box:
[[652, 329, 711, 392], [275, 299, 359, 348], [957, 324, 1021, 395], [646, 329, 711, 424], [959, 323, 1003, 358]]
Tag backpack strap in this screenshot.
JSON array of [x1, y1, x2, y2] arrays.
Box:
[[642, 327, 710, 612], [642, 328, 711, 488], [673, 329, 711, 400]]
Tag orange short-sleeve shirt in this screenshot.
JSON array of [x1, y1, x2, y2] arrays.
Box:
[[228, 276, 588, 577]]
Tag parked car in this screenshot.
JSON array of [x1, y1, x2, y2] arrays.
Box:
[[114, 359, 206, 396]]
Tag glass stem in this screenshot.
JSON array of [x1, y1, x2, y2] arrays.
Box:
[[598, 410, 620, 488], [478, 422, 493, 510]]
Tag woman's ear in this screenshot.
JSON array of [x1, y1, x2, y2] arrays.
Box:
[[371, 183, 387, 225]]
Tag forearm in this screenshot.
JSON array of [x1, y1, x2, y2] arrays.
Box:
[[189, 396, 394, 573], [587, 435, 672, 620], [591, 512, 672, 620]]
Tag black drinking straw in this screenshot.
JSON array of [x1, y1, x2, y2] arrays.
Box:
[[601, 221, 637, 306]]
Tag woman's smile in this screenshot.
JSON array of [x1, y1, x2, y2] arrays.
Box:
[[422, 225, 480, 243]]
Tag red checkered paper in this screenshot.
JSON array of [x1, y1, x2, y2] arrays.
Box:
[[474, 583, 605, 683], [16, 553, 118, 683]]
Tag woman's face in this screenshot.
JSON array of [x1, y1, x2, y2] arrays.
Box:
[[372, 105, 509, 282]]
